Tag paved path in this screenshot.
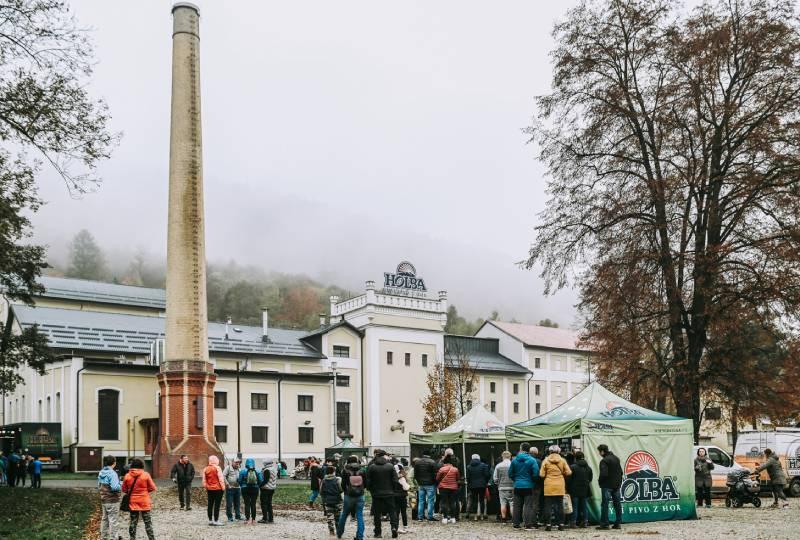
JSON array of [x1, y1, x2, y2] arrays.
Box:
[[115, 490, 798, 539]]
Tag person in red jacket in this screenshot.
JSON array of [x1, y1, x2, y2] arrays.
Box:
[[121, 458, 157, 540], [435, 455, 461, 524]]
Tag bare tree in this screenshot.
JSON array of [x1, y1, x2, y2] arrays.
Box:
[[526, 0, 800, 439]]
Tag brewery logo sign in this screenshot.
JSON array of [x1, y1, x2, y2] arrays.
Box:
[[383, 261, 427, 298], [599, 401, 646, 419], [621, 450, 679, 503]]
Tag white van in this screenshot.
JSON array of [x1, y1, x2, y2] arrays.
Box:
[[693, 444, 745, 494], [733, 429, 800, 497]]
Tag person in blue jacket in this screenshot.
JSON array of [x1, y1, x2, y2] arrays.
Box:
[[31, 456, 42, 488], [508, 442, 541, 529], [238, 458, 264, 524]]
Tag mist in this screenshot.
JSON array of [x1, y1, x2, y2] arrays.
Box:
[[30, 0, 581, 327]]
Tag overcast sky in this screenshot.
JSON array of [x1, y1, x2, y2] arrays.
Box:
[[32, 0, 584, 325]]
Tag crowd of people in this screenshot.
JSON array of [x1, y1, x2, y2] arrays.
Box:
[[0, 449, 43, 488], [297, 443, 625, 538]]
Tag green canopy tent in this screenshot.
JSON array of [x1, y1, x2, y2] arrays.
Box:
[[325, 436, 369, 462], [506, 382, 696, 524], [409, 404, 508, 472]]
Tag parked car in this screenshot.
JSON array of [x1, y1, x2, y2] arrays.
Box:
[[733, 429, 800, 497], [693, 444, 745, 495]]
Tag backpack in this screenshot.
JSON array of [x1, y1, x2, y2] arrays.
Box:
[[246, 468, 258, 486], [347, 472, 365, 497]]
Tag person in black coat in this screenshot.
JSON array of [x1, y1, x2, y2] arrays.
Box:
[[366, 450, 399, 538], [596, 444, 623, 530], [567, 451, 593, 528], [412, 451, 439, 521], [465, 454, 491, 520], [170, 455, 196, 510]]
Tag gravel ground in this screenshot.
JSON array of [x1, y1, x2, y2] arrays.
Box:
[[117, 489, 798, 540]]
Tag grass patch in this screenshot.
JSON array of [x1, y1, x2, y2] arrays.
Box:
[[272, 483, 371, 506], [0, 488, 98, 540], [41, 472, 97, 481]]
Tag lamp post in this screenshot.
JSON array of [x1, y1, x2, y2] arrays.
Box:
[[331, 359, 338, 444]]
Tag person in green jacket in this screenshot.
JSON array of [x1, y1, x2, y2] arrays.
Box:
[[754, 449, 789, 509]]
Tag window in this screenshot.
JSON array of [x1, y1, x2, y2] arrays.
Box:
[[336, 402, 351, 436], [298, 395, 314, 412], [299, 427, 314, 444], [405, 352, 411, 366], [705, 407, 722, 420], [46, 396, 51, 422], [513, 383, 519, 395], [55, 392, 61, 420], [251, 393, 268, 410], [252, 426, 269, 444], [466, 400, 473, 410], [97, 389, 119, 440], [466, 380, 472, 392], [214, 391, 227, 409], [214, 425, 228, 443], [490, 401, 497, 412], [534, 357, 541, 369], [387, 351, 393, 365], [513, 402, 519, 414], [556, 386, 562, 397], [707, 447, 731, 468], [422, 354, 428, 367], [333, 345, 350, 358], [535, 403, 541, 414], [490, 382, 496, 393], [336, 375, 350, 387], [38, 399, 42, 421], [535, 384, 541, 396], [554, 357, 562, 370]]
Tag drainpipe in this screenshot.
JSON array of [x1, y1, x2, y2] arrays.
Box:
[[73, 363, 85, 472], [526, 371, 534, 419], [236, 360, 242, 458], [277, 375, 283, 465], [360, 335, 365, 447]]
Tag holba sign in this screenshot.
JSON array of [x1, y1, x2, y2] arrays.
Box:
[[383, 261, 427, 297]]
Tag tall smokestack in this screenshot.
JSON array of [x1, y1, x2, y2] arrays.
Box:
[[154, 2, 220, 477]]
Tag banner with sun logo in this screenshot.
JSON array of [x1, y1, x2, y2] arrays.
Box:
[[583, 430, 697, 523]]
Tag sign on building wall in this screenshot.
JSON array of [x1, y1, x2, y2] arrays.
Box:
[[383, 261, 427, 298]]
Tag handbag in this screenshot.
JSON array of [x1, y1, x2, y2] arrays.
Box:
[[563, 494, 573, 514], [120, 474, 139, 512]]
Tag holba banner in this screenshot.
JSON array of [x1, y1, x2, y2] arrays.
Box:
[[583, 432, 697, 523]]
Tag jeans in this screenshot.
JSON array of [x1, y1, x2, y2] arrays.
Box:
[[438, 488, 459, 520], [177, 481, 192, 508], [309, 489, 320, 503], [570, 496, 589, 525], [600, 487, 622, 526], [512, 487, 536, 527], [31, 473, 41, 488], [129, 510, 154, 540], [260, 488, 275, 522], [417, 485, 436, 520], [469, 488, 486, 515], [207, 489, 223, 522], [372, 495, 398, 535], [225, 487, 242, 520], [543, 495, 564, 526], [242, 487, 259, 520], [696, 485, 712, 506], [338, 494, 365, 540], [100, 502, 120, 540]]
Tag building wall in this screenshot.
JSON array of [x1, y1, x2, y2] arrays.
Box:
[[27, 298, 163, 317]]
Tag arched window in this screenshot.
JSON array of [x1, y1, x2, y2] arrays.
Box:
[[97, 389, 120, 440]]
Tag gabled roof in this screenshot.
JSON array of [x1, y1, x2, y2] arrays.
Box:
[[444, 334, 530, 374], [12, 305, 323, 359], [36, 276, 166, 309], [301, 320, 364, 340], [480, 320, 587, 352], [511, 382, 682, 428]]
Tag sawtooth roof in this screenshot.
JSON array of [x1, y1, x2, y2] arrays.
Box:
[[36, 276, 166, 309], [12, 305, 323, 359], [482, 320, 588, 352]]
